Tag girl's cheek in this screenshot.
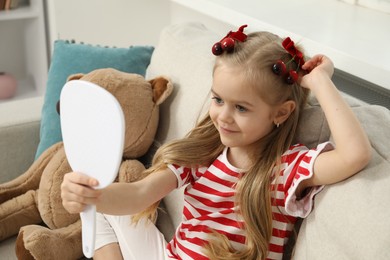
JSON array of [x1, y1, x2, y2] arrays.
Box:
[[209, 106, 217, 121]]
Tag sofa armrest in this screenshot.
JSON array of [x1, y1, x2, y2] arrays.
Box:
[[0, 97, 43, 183]]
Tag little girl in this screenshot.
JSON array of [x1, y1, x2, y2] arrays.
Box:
[[61, 25, 371, 260]]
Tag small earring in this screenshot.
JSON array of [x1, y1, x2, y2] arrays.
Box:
[[276, 122, 280, 128]]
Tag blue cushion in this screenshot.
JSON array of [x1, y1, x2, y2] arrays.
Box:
[[35, 40, 154, 159]]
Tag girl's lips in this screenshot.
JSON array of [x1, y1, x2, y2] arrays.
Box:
[[219, 126, 237, 134]]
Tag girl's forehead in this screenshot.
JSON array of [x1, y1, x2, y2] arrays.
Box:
[[213, 63, 282, 107], [213, 68, 268, 103], [213, 64, 248, 83], [213, 65, 260, 92], [213, 62, 237, 73], [213, 65, 246, 88]]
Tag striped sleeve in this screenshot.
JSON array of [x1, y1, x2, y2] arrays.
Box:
[[168, 164, 195, 188], [283, 142, 334, 218]]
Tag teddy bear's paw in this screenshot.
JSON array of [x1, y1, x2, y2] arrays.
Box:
[[16, 221, 83, 260], [118, 159, 146, 183], [0, 190, 41, 241]]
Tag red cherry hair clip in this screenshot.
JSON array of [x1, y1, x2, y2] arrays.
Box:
[[282, 37, 305, 69], [272, 37, 305, 85], [212, 25, 248, 56]]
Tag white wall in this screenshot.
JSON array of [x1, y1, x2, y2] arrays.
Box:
[[46, 0, 171, 52], [170, 2, 231, 35]]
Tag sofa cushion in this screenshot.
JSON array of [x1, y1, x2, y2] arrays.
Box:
[[293, 104, 390, 260], [0, 97, 43, 183], [146, 22, 220, 144], [35, 40, 154, 159]]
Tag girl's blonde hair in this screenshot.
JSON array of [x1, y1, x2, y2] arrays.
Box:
[[135, 31, 310, 259]]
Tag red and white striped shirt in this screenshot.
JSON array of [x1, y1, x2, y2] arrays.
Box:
[[167, 142, 332, 259]]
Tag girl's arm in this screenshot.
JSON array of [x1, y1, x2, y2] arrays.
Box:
[[61, 167, 177, 215], [298, 55, 371, 188]]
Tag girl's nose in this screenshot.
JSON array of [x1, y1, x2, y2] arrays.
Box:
[[219, 106, 233, 123]]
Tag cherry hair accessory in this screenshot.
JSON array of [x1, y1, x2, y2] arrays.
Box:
[[272, 37, 305, 85], [212, 25, 248, 56], [282, 37, 305, 69]]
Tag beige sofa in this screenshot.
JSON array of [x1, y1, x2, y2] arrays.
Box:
[[1, 23, 390, 259]]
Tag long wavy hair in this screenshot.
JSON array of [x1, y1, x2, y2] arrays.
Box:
[[135, 31, 310, 259]]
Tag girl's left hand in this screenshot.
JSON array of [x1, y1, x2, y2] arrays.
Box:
[[61, 171, 101, 214], [299, 54, 334, 90]]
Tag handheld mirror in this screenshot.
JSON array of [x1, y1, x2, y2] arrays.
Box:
[[60, 80, 125, 258]]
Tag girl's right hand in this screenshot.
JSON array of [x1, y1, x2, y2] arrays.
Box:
[[299, 54, 334, 90], [61, 172, 102, 214]]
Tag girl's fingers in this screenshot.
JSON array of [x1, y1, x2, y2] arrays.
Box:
[[61, 186, 101, 213], [61, 182, 101, 202], [301, 54, 334, 78], [61, 172, 100, 197], [66, 171, 99, 187], [62, 201, 87, 214], [61, 171, 102, 214], [302, 55, 323, 70]]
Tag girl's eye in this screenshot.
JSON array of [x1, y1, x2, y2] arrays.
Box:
[[236, 105, 247, 112], [212, 97, 223, 104]]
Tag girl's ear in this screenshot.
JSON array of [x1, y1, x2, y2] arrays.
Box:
[[274, 100, 296, 125]]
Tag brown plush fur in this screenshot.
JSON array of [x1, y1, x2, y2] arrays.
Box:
[[0, 68, 173, 259]]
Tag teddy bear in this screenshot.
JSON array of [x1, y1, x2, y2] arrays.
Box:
[[0, 68, 173, 259]]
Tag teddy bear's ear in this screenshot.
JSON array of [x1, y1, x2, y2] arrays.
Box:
[[66, 73, 84, 82], [149, 76, 173, 105]]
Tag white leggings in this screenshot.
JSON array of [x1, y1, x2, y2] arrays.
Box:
[[95, 213, 169, 260]]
